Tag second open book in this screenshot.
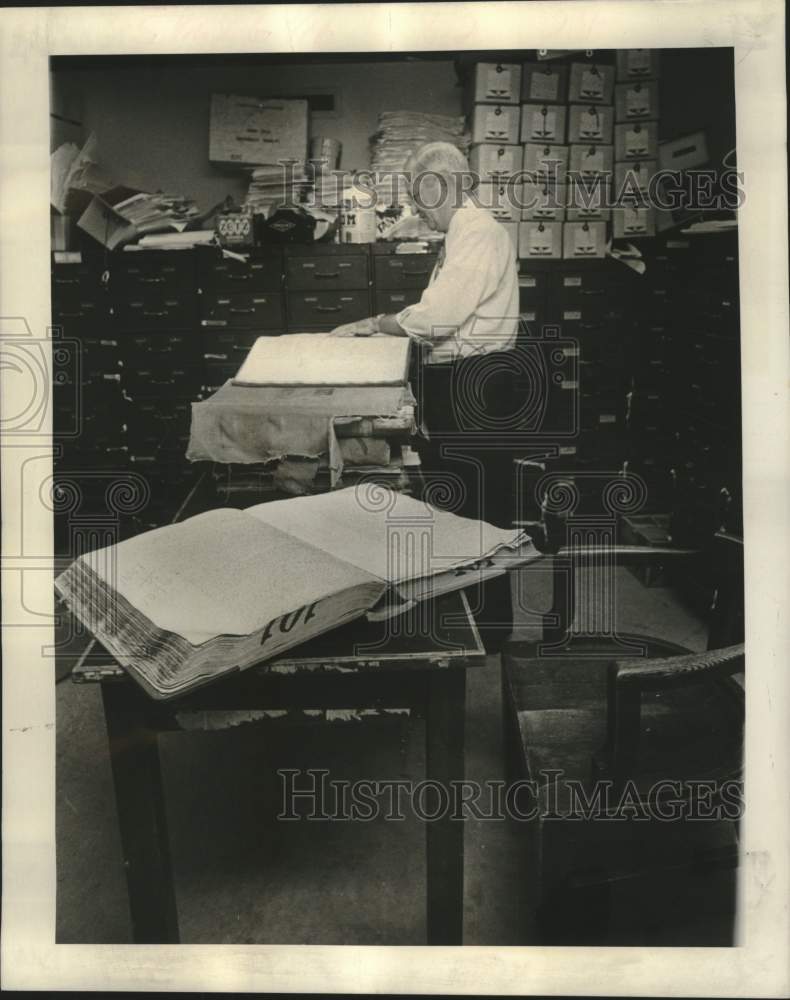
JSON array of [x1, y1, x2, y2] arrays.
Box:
[[55, 487, 538, 700]]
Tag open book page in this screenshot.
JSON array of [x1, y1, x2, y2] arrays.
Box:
[[232, 334, 409, 387], [57, 507, 378, 645], [245, 487, 536, 590]]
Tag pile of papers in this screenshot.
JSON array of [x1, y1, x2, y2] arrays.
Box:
[[369, 111, 471, 207], [50, 134, 113, 215], [242, 162, 311, 215], [109, 191, 202, 234]]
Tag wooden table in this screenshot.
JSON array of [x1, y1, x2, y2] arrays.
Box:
[[71, 577, 484, 946]]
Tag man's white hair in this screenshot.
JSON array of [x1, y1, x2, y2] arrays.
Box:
[[406, 141, 470, 176]]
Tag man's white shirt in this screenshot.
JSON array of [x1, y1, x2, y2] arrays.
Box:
[[395, 198, 519, 363]]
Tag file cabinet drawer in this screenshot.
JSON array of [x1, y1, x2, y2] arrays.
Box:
[[198, 251, 283, 292], [113, 252, 196, 297], [516, 271, 550, 308], [552, 269, 613, 300], [124, 364, 203, 399], [124, 332, 197, 360], [374, 254, 437, 290], [52, 297, 110, 330], [374, 289, 424, 314], [287, 290, 371, 328], [52, 260, 103, 289], [201, 292, 284, 330], [286, 254, 369, 291], [202, 328, 262, 362], [115, 294, 197, 331], [202, 361, 240, 394]]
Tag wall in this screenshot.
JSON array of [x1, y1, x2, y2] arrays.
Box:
[[51, 59, 462, 210]]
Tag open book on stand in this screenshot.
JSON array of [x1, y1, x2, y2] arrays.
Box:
[[55, 487, 538, 700]]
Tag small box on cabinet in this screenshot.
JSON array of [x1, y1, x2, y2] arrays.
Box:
[[562, 220, 607, 259], [468, 62, 522, 104], [470, 103, 521, 145], [519, 220, 563, 260], [474, 181, 522, 222], [469, 143, 522, 180], [614, 121, 659, 161], [616, 49, 661, 81], [615, 80, 660, 122], [613, 206, 656, 239], [520, 104, 567, 143], [614, 159, 658, 194], [521, 181, 567, 221], [522, 142, 569, 180], [521, 62, 568, 104], [568, 104, 614, 144], [566, 178, 611, 220], [568, 62, 615, 104], [658, 131, 708, 171], [569, 144, 614, 177]]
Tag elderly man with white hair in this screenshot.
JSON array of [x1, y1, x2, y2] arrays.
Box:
[[332, 141, 519, 354], [333, 141, 522, 654]]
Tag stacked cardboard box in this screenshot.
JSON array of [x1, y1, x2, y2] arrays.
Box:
[[465, 62, 522, 256], [613, 50, 661, 239], [465, 52, 664, 262]]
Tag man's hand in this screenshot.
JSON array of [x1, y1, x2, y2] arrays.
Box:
[[329, 317, 378, 337]]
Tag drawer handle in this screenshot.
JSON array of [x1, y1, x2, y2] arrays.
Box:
[[201, 320, 228, 328], [139, 277, 165, 284], [55, 278, 80, 286], [143, 310, 169, 317], [403, 269, 431, 277], [230, 307, 257, 315], [315, 305, 343, 313], [59, 310, 84, 318], [581, 289, 604, 297], [227, 273, 252, 281], [314, 271, 340, 279]]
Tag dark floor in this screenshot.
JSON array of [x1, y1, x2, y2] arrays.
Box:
[[56, 564, 736, 945]]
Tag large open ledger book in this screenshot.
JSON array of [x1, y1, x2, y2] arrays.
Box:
[[55, 488, 537, 700]]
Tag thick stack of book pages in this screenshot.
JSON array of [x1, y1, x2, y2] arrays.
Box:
[[186, 334, 419, 496], [55, 486, 539, 699], [369, 111, 471, 207]]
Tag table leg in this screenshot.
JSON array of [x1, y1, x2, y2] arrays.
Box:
[[101, 682, 179, 943], [425, 669, 466, 945]]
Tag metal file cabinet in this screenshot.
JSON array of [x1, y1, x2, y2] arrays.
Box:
[[285, 243, 371, 331]]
